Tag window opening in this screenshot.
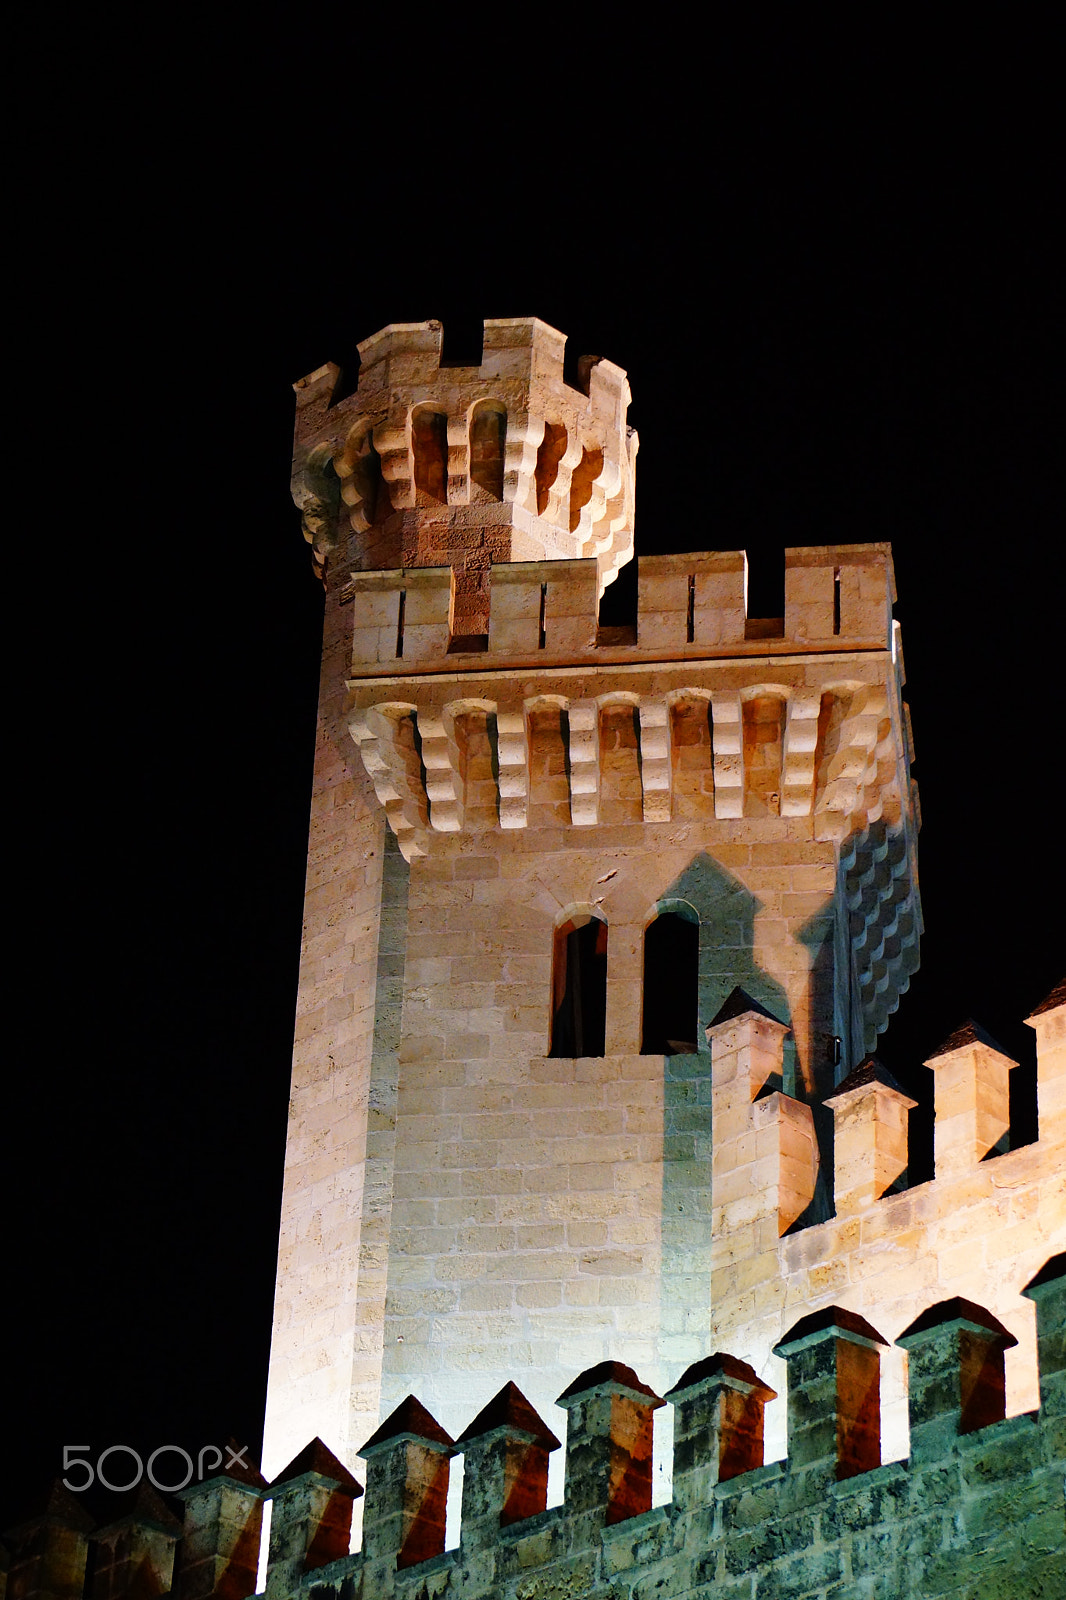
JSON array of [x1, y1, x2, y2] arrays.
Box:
[[396, 589, 406, 658], [641, 909, 699, 1054], [686, 573, 696, 644], [550, 914, 608, 1057], [833, 568, 841, 636], [539, 582, 547, 650]]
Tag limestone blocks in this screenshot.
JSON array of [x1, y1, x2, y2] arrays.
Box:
[[487, 559, 599, 656], [345, 673, 912, 857], [636, 550, 747, 650], [249, 1264, 1064, 1595], [706, 990, 819, 1241], [343, 637, 920, 1050], [341, 545, 898, 671], [923, 1020, 1016, 1177], [824, 1058, 918, 1212], [784, 544, 894, 646], [290, 319, 639, 595], [1026, 976, 1066, 1144]]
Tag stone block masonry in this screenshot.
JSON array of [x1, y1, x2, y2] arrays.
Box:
[[5, 314, 1063, 1600], [259, 323, 1066, 1548], [9, 1258, 1061, 1597]]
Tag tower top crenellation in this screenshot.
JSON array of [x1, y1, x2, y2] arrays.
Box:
[[290, 318, 637, 626]]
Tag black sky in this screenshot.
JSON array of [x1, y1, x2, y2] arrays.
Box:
[[5, 26, 1062, 1524]]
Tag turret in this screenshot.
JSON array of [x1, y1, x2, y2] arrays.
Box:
[[291, 318, 638, 627]]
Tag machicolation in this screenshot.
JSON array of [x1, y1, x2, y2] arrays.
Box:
[[6, 319, 1062, 1600]]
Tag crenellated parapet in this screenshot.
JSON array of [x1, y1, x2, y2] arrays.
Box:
[[341, 550, 909, 853], [338, 544, 897, 673], [706, 982, 1066, 1470], [290, 319, 638, 628], [10, 1259, 1063, 1597], [338, 547, 918, 1050], [93, 1260, 1056, 1598]]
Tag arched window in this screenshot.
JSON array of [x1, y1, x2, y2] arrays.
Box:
[[641, 906, 699, 1054], [550, 912, 608, 1058]]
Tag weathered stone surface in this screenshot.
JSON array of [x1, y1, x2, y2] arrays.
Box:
[[240, 320, 1066, 1599]]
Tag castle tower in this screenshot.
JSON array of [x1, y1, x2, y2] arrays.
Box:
[[263, 318, 922, 1490]]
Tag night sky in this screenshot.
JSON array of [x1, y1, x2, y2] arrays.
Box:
[[5, 30, 1061, 1528]]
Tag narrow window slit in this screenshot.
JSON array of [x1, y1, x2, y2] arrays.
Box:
[[641, 908, 699, 1054], [686, 573, 696, 644], [396, 588, 406, 658], [550, 915, 608, 1058], [833, 568, 841, 636], [539, 583, 547, 650]]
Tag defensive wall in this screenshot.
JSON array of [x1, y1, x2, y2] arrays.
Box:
[[263, 318, 1060, 1536], [8, 320, 1061, 1600], [4, 1247, 1062, 1598]]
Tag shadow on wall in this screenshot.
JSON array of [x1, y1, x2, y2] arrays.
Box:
[[649, 855, 815, 1368], [659, 852, 792, 1068]]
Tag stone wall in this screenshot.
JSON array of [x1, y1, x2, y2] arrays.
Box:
[[8, 1258, 1060, 1599], [262, 555, 390, 1479]]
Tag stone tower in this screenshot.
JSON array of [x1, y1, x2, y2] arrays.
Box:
[[263, 317, 923, 1489]]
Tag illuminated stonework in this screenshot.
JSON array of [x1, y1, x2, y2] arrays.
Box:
[[3, 322, 1061, 1600]]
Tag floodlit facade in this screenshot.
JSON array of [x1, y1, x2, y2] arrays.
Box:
[[4, 320, 1061, 1600]]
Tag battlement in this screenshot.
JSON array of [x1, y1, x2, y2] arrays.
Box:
[[253, 315, 1063, 1600], [706, 984, 1065, 1469], [9, 1258, 1060, 1597], [339, 543, 918, 1048], [340, 545, 896, 671], [290, 319, 638, 628]]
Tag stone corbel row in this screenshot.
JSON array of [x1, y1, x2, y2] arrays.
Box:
[[347, 684, 910, 861]]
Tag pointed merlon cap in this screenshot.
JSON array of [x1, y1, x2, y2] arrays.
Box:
[[271, 1438, 362, 1496], [665, 1352, 777, 1404], [93, 1484, 184, 1541], [1022, 1251, 1066, 1297], [825, 1056, 918, 1109], [707, 987, 789, 1032], [924, 1019, 1014, 1063], [3, 1479, 95, 1538], [556, 1361, 665, 1411], [896, 1297, 1018, 1350], [358, 1396, 454, 1459], [455, 1382, 561, 1451], [774, 1305, 888, 1358], [210, 1439, 267, 1490], [180, 1438, 268, 1499], [1026, 976, 1066, 1020]]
